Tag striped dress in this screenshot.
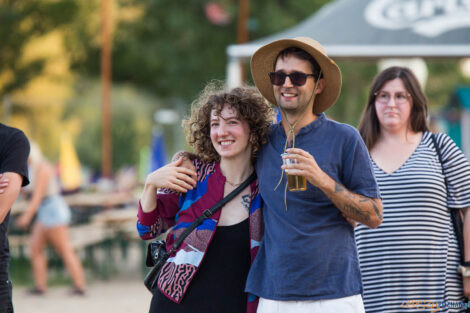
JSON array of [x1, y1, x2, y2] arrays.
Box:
[[355, 132, 470, 313]]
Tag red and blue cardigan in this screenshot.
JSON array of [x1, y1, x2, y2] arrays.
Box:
[[137, 159, 263, 313]]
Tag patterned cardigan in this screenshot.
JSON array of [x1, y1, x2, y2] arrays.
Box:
[[137, 159, 263, 313]]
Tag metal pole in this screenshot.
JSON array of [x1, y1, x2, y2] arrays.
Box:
[[236, 0, 250, 83], [101, 0, 112, 177]]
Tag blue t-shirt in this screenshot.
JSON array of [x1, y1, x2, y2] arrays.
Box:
[[246, 113, 380, 301]]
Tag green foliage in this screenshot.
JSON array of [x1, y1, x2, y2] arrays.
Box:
[[426, 60, 470, 109], [64, 79, 156, 173], [327, 60, 470, 127], [0, 0, 78, 96], [67, 0, 328, 103], [250, 0, 330, 38], [327, 61, 378, 125]]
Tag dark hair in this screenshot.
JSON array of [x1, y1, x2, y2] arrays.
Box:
[[183, 82, 273, 163], [358, 66, 429, 150], [273, 47, 323, 79]]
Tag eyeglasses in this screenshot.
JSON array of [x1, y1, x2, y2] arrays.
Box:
[[268, 71, 315, 86], [374, 91, 411, 105]]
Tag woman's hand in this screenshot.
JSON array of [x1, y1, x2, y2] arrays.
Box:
[[0, 174, 9, 194], [145, 157, 197, 193], [16, 213, 32, 229]]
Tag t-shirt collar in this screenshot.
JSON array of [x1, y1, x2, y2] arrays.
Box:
[[275, 113, 326, 138]]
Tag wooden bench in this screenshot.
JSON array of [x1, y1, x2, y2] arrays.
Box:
[[9, 207, 141, 279], [9, 223, 114, 253]]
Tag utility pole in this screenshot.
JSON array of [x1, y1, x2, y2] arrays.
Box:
[[101, 0, 112, 177], [236, 0, 250, 82]]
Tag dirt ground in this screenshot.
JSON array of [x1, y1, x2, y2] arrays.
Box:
[[12, 278, 152, 313]]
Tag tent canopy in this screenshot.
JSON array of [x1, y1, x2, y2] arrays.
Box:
[[227, 0, 470, 60]]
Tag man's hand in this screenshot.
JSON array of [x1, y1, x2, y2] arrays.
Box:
[[172, 151, 196, 173], [342, 213, 357, 228], [281, 148, 326, 188], [140, 156, 198, 213], [145, 157, 197, 193]]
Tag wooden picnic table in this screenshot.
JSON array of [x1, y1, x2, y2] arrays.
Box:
[[11, 191, 138, 215], [9, 206, 140, 279]]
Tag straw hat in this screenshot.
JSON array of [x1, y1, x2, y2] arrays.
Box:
[[250, 37, 342, 114]]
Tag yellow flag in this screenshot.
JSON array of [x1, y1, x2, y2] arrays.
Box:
[[60, 133, 82, 191]]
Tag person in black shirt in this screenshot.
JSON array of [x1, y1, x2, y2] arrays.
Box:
[[0, 123, 30, 313]]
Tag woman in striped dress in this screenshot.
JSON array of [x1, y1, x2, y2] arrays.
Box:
[[356, 66, 470, 313]]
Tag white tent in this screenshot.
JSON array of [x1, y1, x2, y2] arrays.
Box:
[[227, 0, 470, 88]]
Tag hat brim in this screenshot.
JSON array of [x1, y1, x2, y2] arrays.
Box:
[[250, 37, 342, 114]]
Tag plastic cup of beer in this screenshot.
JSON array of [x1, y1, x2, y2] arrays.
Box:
[[281, 153, 307, 191]]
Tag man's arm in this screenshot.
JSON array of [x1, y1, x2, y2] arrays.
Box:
[[282, 148, 383, 228], [320, 179, 382, 229], [0, 172, 23, 223]]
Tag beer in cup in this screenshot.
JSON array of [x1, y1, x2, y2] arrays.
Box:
[[281, 153, 307, 191]]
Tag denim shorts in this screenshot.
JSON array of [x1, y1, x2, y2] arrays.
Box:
[[37, 195, 71, 227]]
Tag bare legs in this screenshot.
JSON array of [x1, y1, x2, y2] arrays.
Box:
[[29, 223, 48, 291], [29, 222, 86, 292]]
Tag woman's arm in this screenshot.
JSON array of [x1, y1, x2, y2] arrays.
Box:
[[16, 163, 52, 228]]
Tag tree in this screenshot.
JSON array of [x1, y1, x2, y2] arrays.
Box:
[[67, 0, 330, 103], [64, 78, 156, 173], [0, 1, 77, 100]]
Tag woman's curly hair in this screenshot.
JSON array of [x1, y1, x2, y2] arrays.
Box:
[[183, 81, 274, 163]]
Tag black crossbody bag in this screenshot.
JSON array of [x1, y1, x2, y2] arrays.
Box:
[[431, 134, 465, 263], [143, 171, 256, 293]]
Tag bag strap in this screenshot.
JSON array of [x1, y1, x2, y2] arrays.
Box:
[[431, 134, 449, 188], [431, 133, 465, 263], [166, 171, 257, 256]]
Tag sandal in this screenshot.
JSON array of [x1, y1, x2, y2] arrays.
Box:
[[69, 287, 86, 296], [27, 287, 45, 295]]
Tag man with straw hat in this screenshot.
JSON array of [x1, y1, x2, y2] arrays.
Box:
[[245, 37, 383, 312]]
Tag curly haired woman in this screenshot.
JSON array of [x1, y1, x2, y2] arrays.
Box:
[[137, 82, 273, 313]]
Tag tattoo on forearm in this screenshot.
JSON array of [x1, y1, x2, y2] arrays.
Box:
[[242, 195, 250, 211], [343, 204, 370, 222], [335, 184, 345, 192], [334, 182, 382, 221], [360, 196, 383, 220]]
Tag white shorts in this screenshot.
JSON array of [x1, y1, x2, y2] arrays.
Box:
[[257, 294, 365, 313]]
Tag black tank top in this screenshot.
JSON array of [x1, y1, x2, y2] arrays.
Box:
[[149, 218, 251, 313]]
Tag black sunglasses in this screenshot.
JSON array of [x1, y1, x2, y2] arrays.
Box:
[[268, 71, 315, 86]]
